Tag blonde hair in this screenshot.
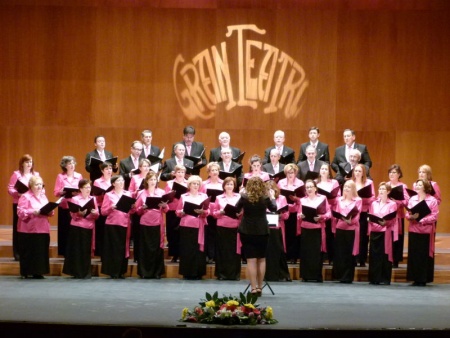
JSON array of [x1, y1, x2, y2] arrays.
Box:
[[187, 175, 202, 189]]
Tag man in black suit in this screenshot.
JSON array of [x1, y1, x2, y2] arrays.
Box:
[[209, 131, 241, 163], [84, 135, 118, 181], [171, 125, 207, 176], [263, 130, 295, 165], [335, 148, 371, 185], [262, 148, 285, 175], [119, 140, 143, 190], [298, 126, 330, 163], [139, 129, 161, 160], [161, 143, 194, 181], [331, 129, 372, 174], [218, 148, 243, 187], [297, 145, 325, 182]]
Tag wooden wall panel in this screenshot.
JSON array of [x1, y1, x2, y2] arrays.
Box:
[[1, 3, 449, 232]]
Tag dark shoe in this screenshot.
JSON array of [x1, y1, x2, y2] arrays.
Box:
[[393, 262, 399, 268], [170, 257, 178, 263], [256, 288, 262, 297], [290, 259, 297, 264], [359, 262, 366, 267], [32, 275, 44, 279]]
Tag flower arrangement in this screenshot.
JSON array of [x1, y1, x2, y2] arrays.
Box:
[[180, 291, 278, 325]]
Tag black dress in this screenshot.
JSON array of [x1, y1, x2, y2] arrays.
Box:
[[236, 194, 277, 259]]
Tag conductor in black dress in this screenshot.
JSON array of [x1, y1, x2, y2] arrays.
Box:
[[236, 177, 277, 296]]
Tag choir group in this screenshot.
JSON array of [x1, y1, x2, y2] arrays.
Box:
[[7, 126, 440, 287]]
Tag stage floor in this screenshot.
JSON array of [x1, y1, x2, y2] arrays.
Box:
[[1, 276, 450, 337]]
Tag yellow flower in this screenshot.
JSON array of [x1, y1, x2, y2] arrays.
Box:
[[181, 307, 189, 320], [205, 300, 216, 308], [244, 303, 255, 309], [227, 300, 239, 307], [266, 306, 273, 319]]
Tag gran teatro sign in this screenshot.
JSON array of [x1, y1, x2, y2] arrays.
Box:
[[173, 24, 309, 120]]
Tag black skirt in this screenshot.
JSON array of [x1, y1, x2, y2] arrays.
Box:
[[368, 232, 392, 284], [137, 225, 165, 279], [214, 226, 241, 280], [94, 210, 106, 257], [393, 218, 405, 264], [179, 226, 206, 278], [101, 224, 128, 277], [300, 227, 323, 282], [265, 227, 290, 281], [284, 212, 300, 260], [407, 232, 434, 283], [358, 211, 369, 264], [166, 210, 181, 257], [239, 233, 269, 259], [332, 229, 356, 283], [57, 207, 71, 256], [63, 225, 93, 279], [205, 215, 217, 260], [18, 232, 50, 277]]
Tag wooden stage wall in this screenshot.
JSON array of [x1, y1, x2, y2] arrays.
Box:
[[1, 1, 449, 231]]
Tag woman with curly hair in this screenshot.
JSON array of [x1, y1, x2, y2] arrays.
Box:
[[236, 176, 277, 296]]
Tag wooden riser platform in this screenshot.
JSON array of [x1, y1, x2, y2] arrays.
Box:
[[1, 258, 450, 284], [2, 226, 450, 283]]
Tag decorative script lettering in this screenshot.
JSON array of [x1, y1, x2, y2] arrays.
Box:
[[173, 24, 309, 120]]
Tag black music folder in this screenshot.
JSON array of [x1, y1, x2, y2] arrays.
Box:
[[233, 152, 245, 164], [89, 156, 118, 169], [276, 204, 289, 214], [14, 180, 29, 194], [219, 164, 242, 180], [145, 191, 176, 209], [206, 188, 223, 203], [269, 171, 286, 182], [367, 210, 397, 225], [406, 200, 432, 222], [172, 181, 188, 199], [63, 187, 79, 197], [332, 206, 360, 221], [185, 148, 206, 169], [146, 154, 163, 165], [115, 195, 135, 213], [223, 203, 240, 219], [280, 185, 306, 203], [91, 185, 113, 196], [279, 153, 295, 165], [301, 200, 326, 223], [388, 185, 405, 201], [40, 197, 63, 215], [304, 170, 319, 181], [183, 198, 210, 217], [357, 185, 373, 199], [317, 185, 340, 199], [68, 198, 96, 217]]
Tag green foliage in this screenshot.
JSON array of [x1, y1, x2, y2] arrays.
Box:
[[180, 291, 278, 326]]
